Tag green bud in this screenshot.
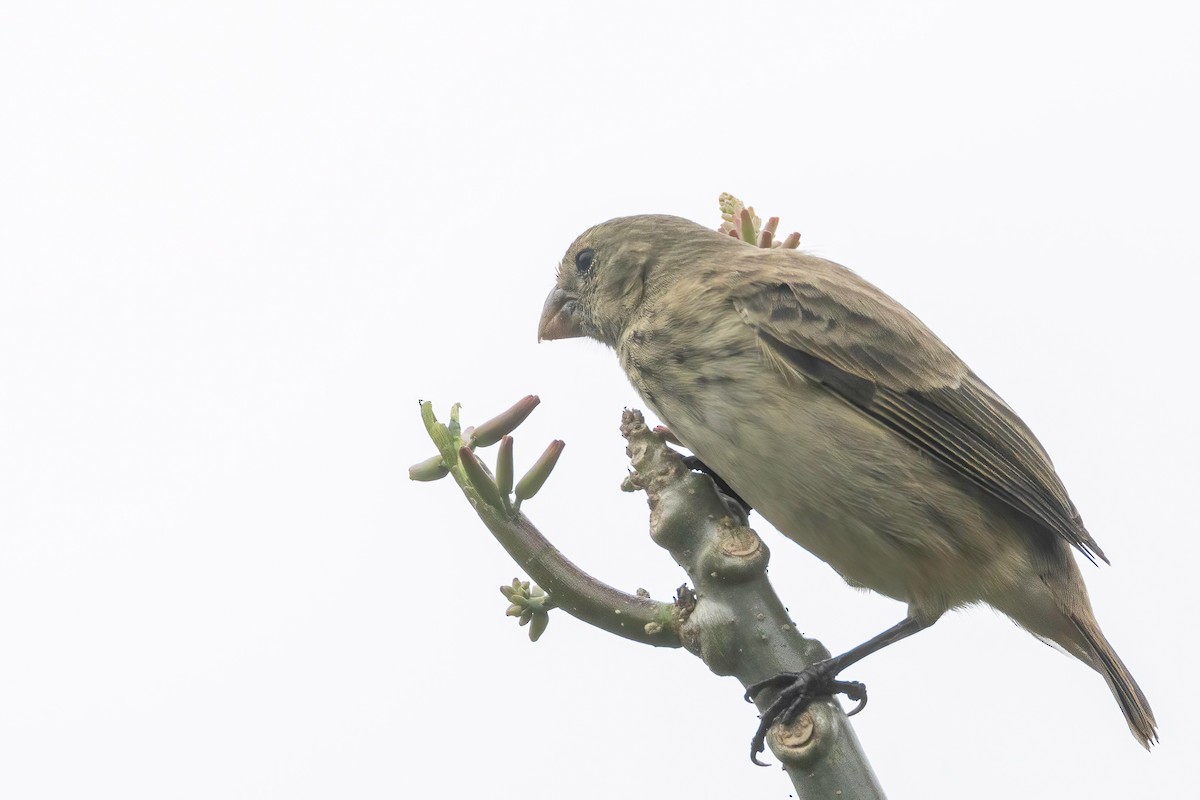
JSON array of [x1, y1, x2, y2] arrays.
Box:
[[739, 208, 756, 245], [718, 191, 740, 218], [420, 400, 437, 430], [471, 395, 540, 447], [514, 440, 565, 501], [506, 604, 524, 617], [495, 435, 514, 496], [519, 609, 533, 626], [459, 446, 506, 509], [408, 454, 449, 481], [528, 613, 549, 642], [429, 422, 455, 459]]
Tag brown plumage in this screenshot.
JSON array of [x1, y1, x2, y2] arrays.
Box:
[[538, 214, 1156, 751]]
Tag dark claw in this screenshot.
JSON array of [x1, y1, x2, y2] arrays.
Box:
[[745, 664, 868, 765], [681, 455, 753, 514], [841, 681, 868, 716]]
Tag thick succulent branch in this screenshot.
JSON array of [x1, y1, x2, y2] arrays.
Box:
[[621, 410, 884, 797]]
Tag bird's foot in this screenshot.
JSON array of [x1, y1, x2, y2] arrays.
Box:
[[680, 454, 753, 515], [744, 662, 867, 765]]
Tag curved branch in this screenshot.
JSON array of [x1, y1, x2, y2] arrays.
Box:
[[419, 401, 681, 647], [464, 500, 681, 647]]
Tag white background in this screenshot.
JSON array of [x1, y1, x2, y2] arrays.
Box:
[[2, 2, 1197, 797]]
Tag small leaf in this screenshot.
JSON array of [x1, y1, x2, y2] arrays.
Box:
[[528, 613, 549, 642], [495, 436, 514, 496], [514, 440, 566, 501], [471, 395, 540, 447], [739, 208, 756, 245], [408, 454, 449, 481], [460, 446, 506, 509]]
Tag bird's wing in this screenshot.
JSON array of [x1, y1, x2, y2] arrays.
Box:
[[733, 268, 1107, 564]]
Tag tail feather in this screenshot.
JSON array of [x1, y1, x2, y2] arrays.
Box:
[[1072, 613, 1158, 748]]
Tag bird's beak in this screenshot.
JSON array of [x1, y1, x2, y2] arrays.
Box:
[[537, 288, 584, 342]]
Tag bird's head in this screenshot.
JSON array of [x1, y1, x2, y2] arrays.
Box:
[[537, 214, 731, 348]]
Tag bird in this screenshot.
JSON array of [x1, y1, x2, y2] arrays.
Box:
[[537, 213, 1156, 762]]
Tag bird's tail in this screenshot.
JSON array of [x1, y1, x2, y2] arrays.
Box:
[[1071, 613, 1158, 748]]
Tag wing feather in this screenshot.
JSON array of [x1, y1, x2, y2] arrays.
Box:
[[735, 265, 1106, 564]]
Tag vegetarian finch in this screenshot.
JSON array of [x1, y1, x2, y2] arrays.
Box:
[[537, 214, 1156, 760]]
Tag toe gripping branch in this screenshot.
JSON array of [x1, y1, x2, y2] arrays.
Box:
[[743, 615, 929, 765], [744, 663, 868, 766]]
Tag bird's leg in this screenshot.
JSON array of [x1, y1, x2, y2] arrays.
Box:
[[680, 454, 753, 514], [654, 426, 752, 513], [745, 615, 932, 765]]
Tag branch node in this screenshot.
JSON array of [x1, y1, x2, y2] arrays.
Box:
[[699, 517, 770, 581], [767, 704, 844, 768]]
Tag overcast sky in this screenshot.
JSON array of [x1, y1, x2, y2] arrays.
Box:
[[2, 2, 1197, 798]]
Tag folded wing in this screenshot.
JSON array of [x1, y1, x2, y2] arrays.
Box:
[[734, 268, 1106, 565]]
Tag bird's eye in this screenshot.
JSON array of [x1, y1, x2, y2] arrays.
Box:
[[575, 248, 595, 274]]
